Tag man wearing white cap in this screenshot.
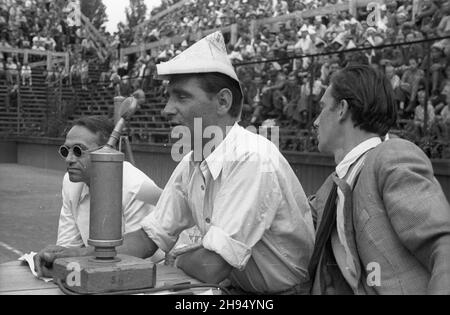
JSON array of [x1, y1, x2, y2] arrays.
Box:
[[120, 31, 315, 294], [295, 24, 314, 55]]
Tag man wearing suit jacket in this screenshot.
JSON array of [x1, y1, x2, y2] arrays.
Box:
[[308, 64, 450, 295]]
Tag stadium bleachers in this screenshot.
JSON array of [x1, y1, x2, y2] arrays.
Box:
[[1, 0, 449, 158]]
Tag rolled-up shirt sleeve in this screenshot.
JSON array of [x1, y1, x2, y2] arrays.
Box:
[[202, 154, 282, 270], [140, 162, 195, 252]]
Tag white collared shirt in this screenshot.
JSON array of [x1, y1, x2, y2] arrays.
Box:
[[141, 123, 315, 293], [56, 162, 157, 248], [332, 137, 382, 291]]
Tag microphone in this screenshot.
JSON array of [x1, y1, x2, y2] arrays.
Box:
[[106, 90, 144, 148]]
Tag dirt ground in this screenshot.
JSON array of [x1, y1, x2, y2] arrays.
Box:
[[0, 164, 64, 264]]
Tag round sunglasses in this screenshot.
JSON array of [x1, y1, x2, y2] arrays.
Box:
[[58, 145, 102, 159]]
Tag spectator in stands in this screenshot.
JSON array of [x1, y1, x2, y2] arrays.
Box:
[[119, 75, 133, 97], [142, 57, 156, 90], [5, 56, 19, 85], [0, 36, 11, 60], [435, 1, 450, 56], [416, 0, 438, 30], [0, 9, 7, 31], [260, 64, 287, 121], [80, 59, 89, 91], [414, 88, 436, 133], [0, 55, 5, 82], [130, 57, 146, 90], [247, 75, 265, 125], [32, 31, 47, 51], [281, 72, 304, 126], [69, 57, 81, 86], [44, 31, 56, 51], [99, 61, 114, 87], [400, 57, 425, 114], [438, 91, 450, 124], [117, 56, 129, 78], [21, 61, 32, 86], [295, 24, 314, 55], [313, 16, 327, 38], [423, 43, 448, 95], [385, 64, 402, 110], [5, 83, 19, 112], [81, 37, 96, 60], [46, 64, 58, 85], [57, 64, 69, 86]]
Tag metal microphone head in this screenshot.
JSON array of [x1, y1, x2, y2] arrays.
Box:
[[119, 96, 138, 121], [131, 89, 146, 106]]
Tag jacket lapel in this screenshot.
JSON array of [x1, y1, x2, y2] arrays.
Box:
[[309, 174, 335, 229], [333, 175, 363, 293]]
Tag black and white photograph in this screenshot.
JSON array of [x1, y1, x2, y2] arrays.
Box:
[[0, 0, 449, 298]]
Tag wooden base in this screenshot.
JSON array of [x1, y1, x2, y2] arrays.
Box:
[[52, 255, 156, 294]]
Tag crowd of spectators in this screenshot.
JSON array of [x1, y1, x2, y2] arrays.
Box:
[[107, 0, 449, 156], [1, 0, 449, 157], [114, 1, 449, 120], [0, 0, 116, 89]]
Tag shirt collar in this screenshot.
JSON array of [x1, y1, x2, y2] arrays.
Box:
[[336, 137, 382, 179], [191, 122, 241, 181]]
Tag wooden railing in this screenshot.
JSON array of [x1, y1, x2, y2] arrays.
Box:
[[0, 47, 69, 73], [79, 12, 111, 61]]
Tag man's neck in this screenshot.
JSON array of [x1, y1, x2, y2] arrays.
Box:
[[193, 118, 237, 162], [333, 129, 380, 165]]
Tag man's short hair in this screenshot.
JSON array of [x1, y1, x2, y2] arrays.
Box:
[[330, 64, 397, 136], [171, 72, 243, 118], [71, 116, 114, 146]]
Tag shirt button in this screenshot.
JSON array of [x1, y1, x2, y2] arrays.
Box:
[[205, 218, 211, 224], [201, 185, 205, 190]]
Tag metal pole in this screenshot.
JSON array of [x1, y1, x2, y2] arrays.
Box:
[[308, 56, 315, 128], [17, 85, 21, 135], [424, 38, 431, 133]]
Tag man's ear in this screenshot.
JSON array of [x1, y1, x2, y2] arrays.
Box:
[[337, 99, 350, 122], [216, 88, 233, 116]]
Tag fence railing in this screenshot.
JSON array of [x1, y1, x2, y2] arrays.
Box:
[[0, 47, 69, 73]]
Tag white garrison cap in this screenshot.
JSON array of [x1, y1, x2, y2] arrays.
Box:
[[156, 31, 240, 83]]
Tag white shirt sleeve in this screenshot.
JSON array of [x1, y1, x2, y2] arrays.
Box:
[[140, 160, 196, 252], [56, 175, 84, 248], [122, 162, 157, 234], [202, 154, 282, 270]]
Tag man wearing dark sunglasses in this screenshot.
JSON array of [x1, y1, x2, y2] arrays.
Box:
[[34, 116, 163, 277]]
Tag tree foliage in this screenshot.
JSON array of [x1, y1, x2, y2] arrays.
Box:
[[125, 0, 147, 29], [80, 0, 108, 29]]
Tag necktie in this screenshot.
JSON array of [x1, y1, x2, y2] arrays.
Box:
[[308, 181, 338, 282]]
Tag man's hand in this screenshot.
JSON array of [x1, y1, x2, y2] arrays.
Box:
[[33, 245, 86, 278]]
